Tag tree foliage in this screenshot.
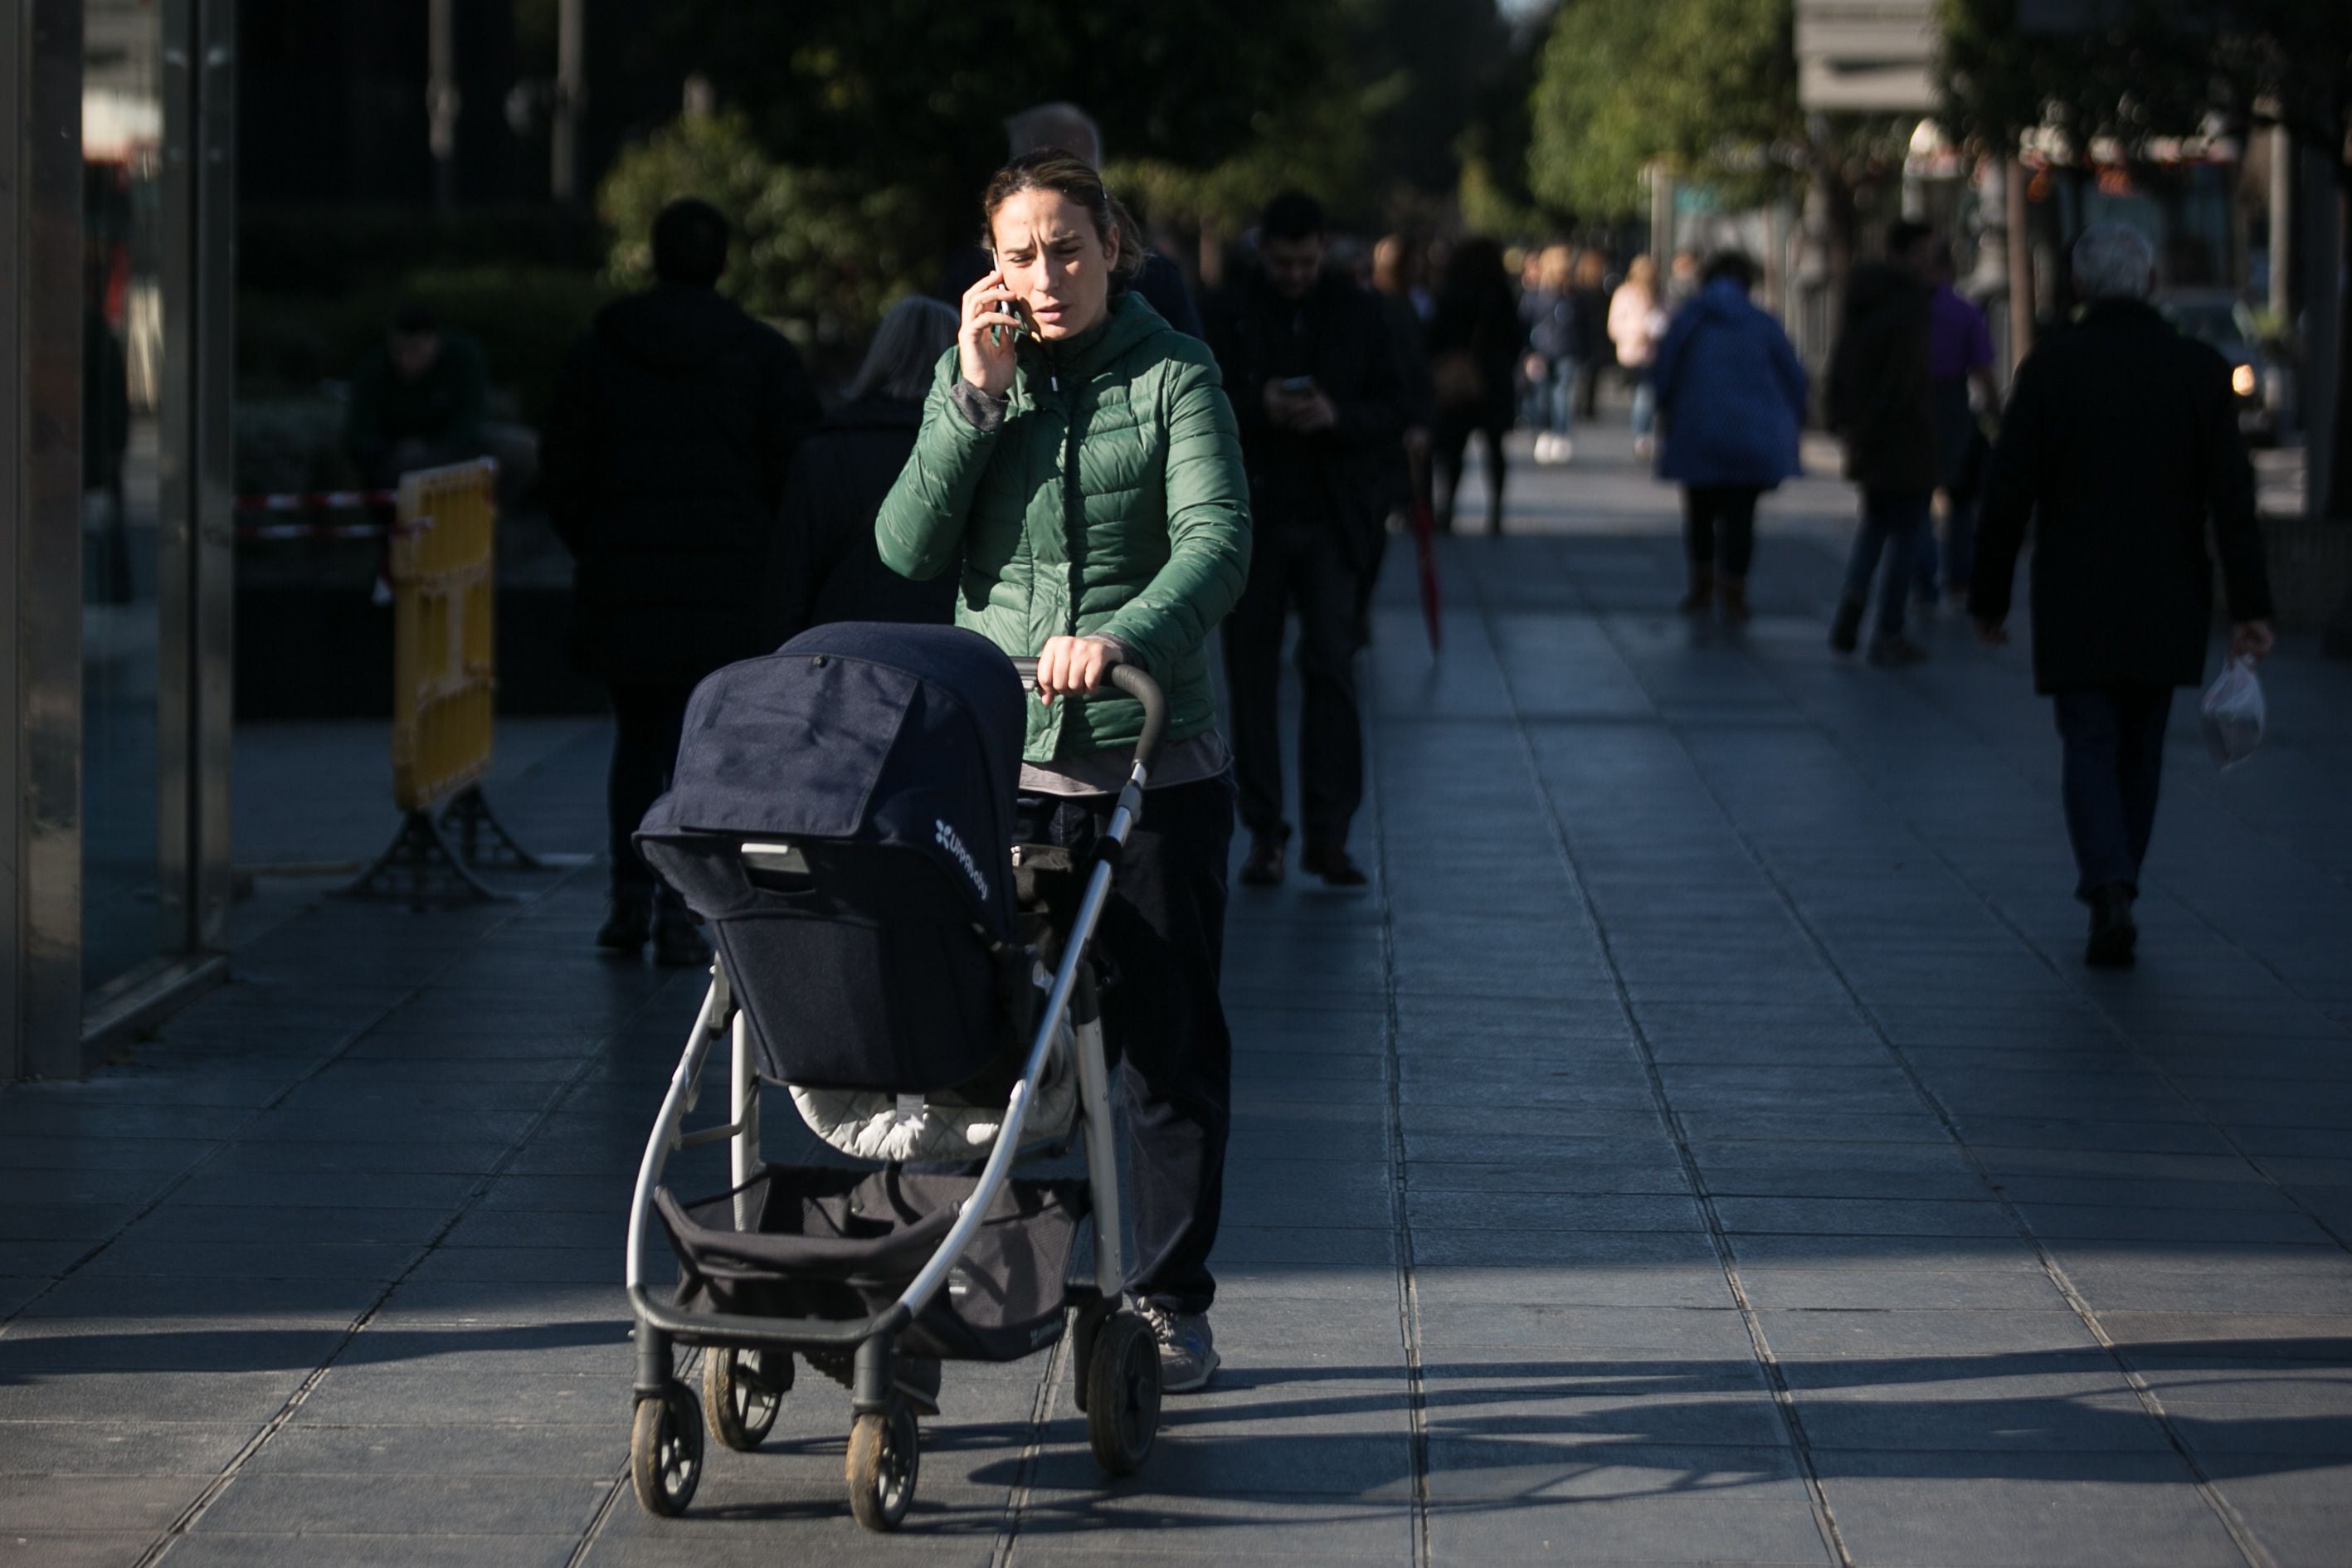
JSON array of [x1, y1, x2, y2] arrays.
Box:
[[597, 112, 929, 334], [1528, 0, 1807, 222]]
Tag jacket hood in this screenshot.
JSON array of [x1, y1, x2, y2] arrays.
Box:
[[1843, 262, 1926, 321], [595, 282, 761, 370], [1697, 277, 1757, 324]]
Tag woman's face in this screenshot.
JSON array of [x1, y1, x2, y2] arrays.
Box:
[[989, 188, 1117, 341]]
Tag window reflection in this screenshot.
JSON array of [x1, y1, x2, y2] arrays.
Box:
[[80, 0, 167, 996]]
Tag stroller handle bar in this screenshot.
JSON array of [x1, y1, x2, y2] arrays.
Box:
[[1010, 655, 1168, 785]]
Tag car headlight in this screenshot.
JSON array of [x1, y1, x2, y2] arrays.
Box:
[[2232, 363, 2257, 397]]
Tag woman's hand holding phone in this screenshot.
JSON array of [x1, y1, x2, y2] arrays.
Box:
[[958, 269, 1025, 398]]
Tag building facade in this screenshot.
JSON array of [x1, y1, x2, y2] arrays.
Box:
[[5, 0, 238, 1078]]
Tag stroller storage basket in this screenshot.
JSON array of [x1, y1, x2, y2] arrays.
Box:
[[656, 1166, 1089, 1364]]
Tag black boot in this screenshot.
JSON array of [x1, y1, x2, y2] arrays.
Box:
[[597, 893, 652, 952], [1829, 597, 1866, 655], [652, 907, 711, 970], [1239, 827, 1290, 888], [2085, 884, 2138, 969]]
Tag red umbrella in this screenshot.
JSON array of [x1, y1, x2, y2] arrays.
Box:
[[1406, 447, 1442, 655]]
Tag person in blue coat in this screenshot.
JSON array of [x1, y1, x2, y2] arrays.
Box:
[[1649, 251, 1809, 623]]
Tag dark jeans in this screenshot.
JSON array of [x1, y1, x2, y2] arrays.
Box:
[[1223, 522, 1366, 850], [1433, 419, 1506, 535], [1916, 380, 1980, 599], [1682, 484, 1760, 577], [2053, 684, 2174, 902], [607, 680, 697, 903], [1840, 487, 1933, 641], [1015, 776, 1235, 1315]]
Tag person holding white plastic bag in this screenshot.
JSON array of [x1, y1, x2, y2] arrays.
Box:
[[1969, 223, 2274, 969]]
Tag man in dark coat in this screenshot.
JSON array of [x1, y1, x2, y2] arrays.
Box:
[[1826, 219, 1940, 665], [344, 304, 489, 489], [542, 197, 823, 962], [1207, 191, 1405, 889], [1970, 222, 2274, 969]]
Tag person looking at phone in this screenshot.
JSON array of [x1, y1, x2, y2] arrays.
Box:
[[1205, 191, 1405, 889], [876, 150, 1250, 1392]]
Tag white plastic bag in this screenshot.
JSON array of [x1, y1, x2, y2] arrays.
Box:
[[2200, 655, 2266, 771]]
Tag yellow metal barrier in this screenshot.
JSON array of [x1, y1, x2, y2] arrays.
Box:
[[390, 458, 499, 812], [341, 457, 542, 908]]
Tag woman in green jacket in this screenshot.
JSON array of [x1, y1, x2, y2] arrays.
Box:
[[876, 152, 1251, 1392]]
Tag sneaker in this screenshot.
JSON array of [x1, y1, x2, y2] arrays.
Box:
[[1136, 1303, 1220, 1394], [1828, 597, 1865, 655], [597, 895, 652, 952], [1866, 635, 1928, 668]]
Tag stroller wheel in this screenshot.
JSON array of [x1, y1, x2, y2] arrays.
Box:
[[705, 1347, 790, 1451], [1084, 1312, 1161, 1477], [845, 1402, 918, 1532], [630, 1384, 704, 1517]]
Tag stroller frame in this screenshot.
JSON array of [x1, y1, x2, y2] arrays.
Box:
[[624, 660, 1168, 1528]]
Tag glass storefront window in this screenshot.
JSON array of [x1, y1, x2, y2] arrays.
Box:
[[80, 0, 169, 1000]]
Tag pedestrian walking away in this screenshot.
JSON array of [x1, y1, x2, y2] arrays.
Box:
[[1609, 254, 1668, 456], [1426, 236, 1521, 534], [1825, 219, 1939, 666], [1208, 191, 1405, 891], [877, 149, 1251, 1391], [764, 295, 962, 642], [1969, 222, 2274, 969], [1915, 239, 2002, 607], [540, 197, 823, 966], [1648, 251, 1807, 625]]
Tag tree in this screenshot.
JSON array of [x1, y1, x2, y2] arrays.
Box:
[[1940, 0, 2352, 517], [598, 112, 932, 333]]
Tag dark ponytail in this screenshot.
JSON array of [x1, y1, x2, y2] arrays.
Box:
[[981, 151, 1146, 280]]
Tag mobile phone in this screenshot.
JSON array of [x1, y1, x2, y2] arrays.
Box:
[[1280, 376, 1313, 393], [992, 290, 1029, 346]]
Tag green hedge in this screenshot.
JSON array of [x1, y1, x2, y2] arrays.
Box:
[[239, 264, 619, 427]]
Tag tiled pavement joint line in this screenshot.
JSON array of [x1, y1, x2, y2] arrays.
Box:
[[1737, 644, 2352, 1259], [0, 864, 601, 1340], [1368, 692, 1435, 1568], [1585, 617, 2285, 1568], [125, 872, 686, 1568], [986, 1325, 1070, 1568], [1474, 601, 1858, 1568]]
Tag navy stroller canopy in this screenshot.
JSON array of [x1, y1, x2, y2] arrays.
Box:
[[637, 623, 1028, 942]]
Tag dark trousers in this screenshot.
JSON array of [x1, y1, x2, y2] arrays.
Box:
[[1433, 419, 1505, 535], [1682, 485, 1760, 577], [1917, 380, 1981, 599], [2053, 684, 2174, 901], [1222, 522, 1365, 850], [607, 680, 697, 903], [1840, 487, 1933, 641], [1015, 777, 1234, 1315]]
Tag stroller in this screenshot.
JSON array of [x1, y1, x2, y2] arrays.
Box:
[[624, 621, 1166, 1531]]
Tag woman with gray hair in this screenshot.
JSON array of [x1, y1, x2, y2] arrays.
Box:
[[764, 295, 962, 638]]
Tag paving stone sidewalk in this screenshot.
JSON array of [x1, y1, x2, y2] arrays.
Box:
[[4, 421, 2349, 1567]]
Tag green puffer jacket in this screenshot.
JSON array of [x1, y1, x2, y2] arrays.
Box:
[[876, 293, 1252, 763]]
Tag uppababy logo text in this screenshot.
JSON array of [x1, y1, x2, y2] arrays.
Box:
[[935, 820, 990, 902]]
